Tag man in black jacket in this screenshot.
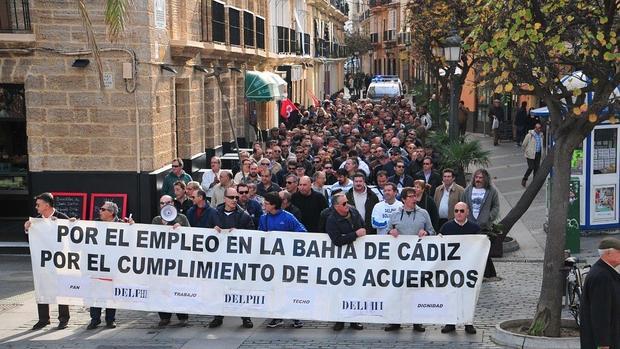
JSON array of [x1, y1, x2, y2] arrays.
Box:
[[291, 176, 328, 232], [414, 157, 442, 196], [25, 192, 71, 330], [579, 237, 620, 349], [345, 172, 379, 234], [209, 187, 255, 329], [324, 193, 365, 331]]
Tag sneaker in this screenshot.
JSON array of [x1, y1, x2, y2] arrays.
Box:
[[32, 321, 50, 330], [383, 324, 401, 331], [242, 318, 253, 329], [521, 179, 527, 187], [158, 319, 170, 327], [292, 320, 303, 328], [266, 319, 284, 328], [56, 320, 68, 330], [208, 318, 223, 328], [106, 321, 117, 329], [465, 325, 477, 334], [333, 322, 345, 331], [413, 324, 425, 332], [441, 324, 456, 333], [86, 320, 101, 330]]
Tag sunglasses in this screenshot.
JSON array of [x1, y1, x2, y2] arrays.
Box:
[[340, 201, 348, 207], [286, 181, 295, 184], [189, 196, 196, 199], [160, 201, 172, 205], [454, 209, 466, 213], [99, 207, 110, 212], [396, 165, 405, 168], [171, 165, 180, 168], [225, 195, 239, 200], [424, 162, 432, 165], [238, 191, 249, 195]]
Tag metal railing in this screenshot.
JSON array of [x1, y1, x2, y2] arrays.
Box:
[[0, 0, 31, 33]]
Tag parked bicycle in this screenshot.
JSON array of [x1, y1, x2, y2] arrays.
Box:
[[561, 250, 590, 327]]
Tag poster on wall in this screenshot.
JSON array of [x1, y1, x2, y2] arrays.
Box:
[[593, 185, 616, 222]]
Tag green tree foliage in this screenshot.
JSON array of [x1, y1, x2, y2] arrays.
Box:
[[466, 0, 619, 337]]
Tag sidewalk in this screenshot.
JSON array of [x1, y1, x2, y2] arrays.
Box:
[[0, 133, 602, 349]]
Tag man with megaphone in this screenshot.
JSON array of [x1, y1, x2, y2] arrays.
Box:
[[152, 195, 190, 327]]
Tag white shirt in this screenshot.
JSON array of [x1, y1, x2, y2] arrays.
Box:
[[201, 169, 220, 197], [353, 189, 368, 220], [438, 185, 451, 219], [371, 200, 404, 235], [471, 188, 486, 219]]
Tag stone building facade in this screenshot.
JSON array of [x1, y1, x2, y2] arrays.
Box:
[[0, 0, 347, 242]]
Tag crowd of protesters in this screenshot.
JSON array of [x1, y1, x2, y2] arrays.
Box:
[[28, 92, 515, 334]]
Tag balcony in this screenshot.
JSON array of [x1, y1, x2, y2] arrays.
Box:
[[359, 9, 371, 22], [369, 0, 391, 8], [398, 32, 411, 46], [329, 0, 349, 16], [383, 30, 395, 42]]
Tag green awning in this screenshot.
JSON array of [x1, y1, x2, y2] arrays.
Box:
[[245, 71, 288, 102]]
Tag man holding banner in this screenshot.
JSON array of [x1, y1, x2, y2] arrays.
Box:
[[152, 195, 190, 327], [325, 193, 365, 331], [384, 187, 432, 333], [25, 192, 71, 330], [439, 201, 480, 334], [87, 201, 122, 330]]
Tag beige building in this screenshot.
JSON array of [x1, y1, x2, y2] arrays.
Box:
[[0, 0, 346, 242]]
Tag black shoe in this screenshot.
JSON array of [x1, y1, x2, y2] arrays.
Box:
[[242, 318, 253, 328], [349, 322, 363, 330], [208, 318, 223, 328], [86, 320, 101, 330], [441, 324, 456, 333], [465, 325, 477, 334], [266, 319, 284, 328], [384, 324, 401, 331], [292, 320, 303, 328], [56, 320, 68, 330], [158, 319, 170, 327], [106, 321, 117, 329], [521, 179, 527, 187], [32, 321, 50, 330], [413, 324, 426, 332], [333, 322, 344, 331]]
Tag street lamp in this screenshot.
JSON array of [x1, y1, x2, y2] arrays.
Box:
[[437, 28, 463, 139]]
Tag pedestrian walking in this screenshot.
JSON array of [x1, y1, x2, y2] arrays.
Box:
[[521, 123, 543, 187]]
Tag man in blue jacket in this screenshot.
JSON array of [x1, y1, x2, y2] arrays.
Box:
[[258, 192, 306, 328]]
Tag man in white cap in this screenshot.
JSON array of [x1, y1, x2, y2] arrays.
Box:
[[579, 237, 620, 349]]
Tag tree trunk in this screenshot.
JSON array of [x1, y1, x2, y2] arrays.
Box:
[[497, 151, 554, 235], [528, 140, 573, 337]]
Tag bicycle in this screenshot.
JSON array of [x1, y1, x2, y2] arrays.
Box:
[[561, 250, 590, 327]]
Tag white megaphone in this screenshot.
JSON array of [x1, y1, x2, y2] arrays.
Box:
[[160, 204, 178, 222]]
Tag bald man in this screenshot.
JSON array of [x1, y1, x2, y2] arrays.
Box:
[[438, 201, 480, 334], [291, 176, 328, 232]]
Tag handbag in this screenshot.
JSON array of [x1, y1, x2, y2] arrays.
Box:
[[491, 116, 499, 129]]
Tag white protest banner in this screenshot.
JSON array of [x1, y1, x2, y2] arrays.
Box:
[[28, 218, 490, 324]]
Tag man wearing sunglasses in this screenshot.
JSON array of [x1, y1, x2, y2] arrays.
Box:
[[236, 183, 262, 228], [87, 201, 122, 330], [152, 195, 190, 327], [438, 201, 480, 335], [324, 193, 365, 331], [208, 187, 255, 329], [161, 158, 192, 197]]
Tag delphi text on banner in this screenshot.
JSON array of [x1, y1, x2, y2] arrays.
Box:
[[28, 218, 490, 324]]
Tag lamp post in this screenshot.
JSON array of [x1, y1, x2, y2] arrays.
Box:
[[353, 51, 359, 97], [435, 29, 463, 139]]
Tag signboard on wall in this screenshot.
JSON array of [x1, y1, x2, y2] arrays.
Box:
[[51, 192, 88, 220], [89, 193, 128, 220]]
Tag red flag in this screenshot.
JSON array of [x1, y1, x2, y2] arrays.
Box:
[[307, 90, 320, 107], [279, 98, 298, 119]]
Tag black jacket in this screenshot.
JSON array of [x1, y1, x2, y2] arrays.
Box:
[[414, 170, 442, 196], [291, 190, 328, 232], [579, 259, 620, 349], [346, 187, 379, 234], [416, 193, 440, 232], [388, 174, 415, 188], [325, 207, 364, 246], [212, 205, 254, 230]]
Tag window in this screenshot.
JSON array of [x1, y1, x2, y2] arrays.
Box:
[[303, 33, 310, 55], [243, 11, 254, 47], [256, 16, 265, 49], [593, 128, 617, 174], [290, 29, 297, 53], [211, 1, 226, 43], [228, 7, 241, 46]]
